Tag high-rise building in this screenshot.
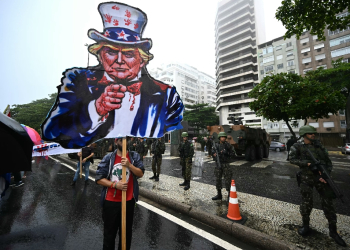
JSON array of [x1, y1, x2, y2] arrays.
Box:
[[215, 0, 265, 126], [296, 10, 349, 146], [148, 63, 216, 108], [257, 35, 304, 141]]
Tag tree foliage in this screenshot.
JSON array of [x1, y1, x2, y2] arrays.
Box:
[[248, 73, 346, 137], [183, 103, 219, 135], [276, 0, 350, 40], [11, 93, 57, 132]]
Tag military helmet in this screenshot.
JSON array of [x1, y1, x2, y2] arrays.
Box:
[[299, 125, 317, 136], [181, 132, 189, 137], [218, 132, 227, 138]]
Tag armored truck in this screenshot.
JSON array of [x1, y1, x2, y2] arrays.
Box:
[[207, 125, 271, 161]]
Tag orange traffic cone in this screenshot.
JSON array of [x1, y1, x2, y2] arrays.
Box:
[[227, 180, 246, 224]]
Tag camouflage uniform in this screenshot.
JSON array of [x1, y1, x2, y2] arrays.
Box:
[[207, 138, 213, 156], [136, 139, 147, 161], [151, 139, 165, 175], [178, 140, 194, 181], [213, 141, 235, 191], [290, 140, 336, 226], [127, 139, 136, 152]]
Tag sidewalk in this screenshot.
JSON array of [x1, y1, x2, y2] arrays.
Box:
[[55, 151, 350, 250]]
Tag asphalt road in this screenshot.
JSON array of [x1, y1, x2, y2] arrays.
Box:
[[0, 158, 257, 250], [145, 150, 350, 216]]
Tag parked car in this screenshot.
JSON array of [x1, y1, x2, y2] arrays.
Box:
[[269, 141, 286, 152], [341, 143, 350, 154]]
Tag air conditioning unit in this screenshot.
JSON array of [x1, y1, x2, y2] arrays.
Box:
[[318, 59, 323, 62], [303, 43, 307, 45], [304, 52, 308, 56], [305, 63, 309, 65], [317, 48, 321, 52]]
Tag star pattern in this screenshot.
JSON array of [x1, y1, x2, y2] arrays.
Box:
[[117, 30, 130, 41], [104, 30, 110, 37], [134, 35, 140, 41]]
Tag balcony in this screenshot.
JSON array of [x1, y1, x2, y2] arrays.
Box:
[[216, 3, 254, 27], [216, 29, 256, 55]]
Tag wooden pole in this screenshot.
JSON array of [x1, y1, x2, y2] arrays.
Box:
[[122, 138, 127, 250], [79, 148, 83, 179]]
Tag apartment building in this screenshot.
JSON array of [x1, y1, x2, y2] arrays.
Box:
[[296, 11, 349, 146], [215, 0, 265, 127], [257, 35, 304, 141], [148, 63, 217, 108]]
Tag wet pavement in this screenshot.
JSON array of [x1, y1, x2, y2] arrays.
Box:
[[0, 158, 255, 250]]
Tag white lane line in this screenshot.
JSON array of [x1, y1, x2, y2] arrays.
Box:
[[138, 201, 242, 250], [49, 156, 95, 181], [52, 156, 241, 249]]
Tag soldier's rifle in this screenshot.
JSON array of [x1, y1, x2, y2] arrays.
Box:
[[304, 146, 344, 203], [212, 142, 221, 169]]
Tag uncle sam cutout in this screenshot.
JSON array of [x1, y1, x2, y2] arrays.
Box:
[[42, 2, 184, 149]]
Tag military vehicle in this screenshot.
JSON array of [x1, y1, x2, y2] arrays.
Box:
[[207, 124, 271, 161]]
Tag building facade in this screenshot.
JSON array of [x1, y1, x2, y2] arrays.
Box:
[[148, 63, 216, 108], [215, 0, 265, 127], [296, 10, 349, 146], [257, 35, 304, 141]]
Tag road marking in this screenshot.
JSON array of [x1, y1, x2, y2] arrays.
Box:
[[230, 160, 248, 166], [251, 161, 274, 168], [52, 156, 242, 249], [138, 201, 242, 250]]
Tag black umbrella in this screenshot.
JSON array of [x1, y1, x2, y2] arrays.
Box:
[[0, 113, 33, 175]]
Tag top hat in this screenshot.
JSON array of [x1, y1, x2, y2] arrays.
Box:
[[88, 2, 152, 51]]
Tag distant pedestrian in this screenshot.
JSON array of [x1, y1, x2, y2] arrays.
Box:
[[96, 138, 144, 250], [178, 132, 194, 190], [207, 135, 213, 157], [286, 136, 297, 160], [71, 144, 94, 186], [127, 137, 136, 152], [212, 132, 235, 201], [149, 138, 165, 181]]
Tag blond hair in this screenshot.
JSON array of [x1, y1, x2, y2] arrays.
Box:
[[88, 42, 153, 64]]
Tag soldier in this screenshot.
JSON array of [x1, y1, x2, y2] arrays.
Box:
[[149, 137, 166, 181], [178, 132, 194, 190], [136, 138, 147, 162], [127, 137, 136, 152], [146, 138, 153, 156], [212, 132, 235, 201], [207, 135, 213, 158], [290, 125, 346, 247], [286, 136, 297, 161]]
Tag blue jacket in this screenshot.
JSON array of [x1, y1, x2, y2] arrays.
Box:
[[95, 150, 145, 207]]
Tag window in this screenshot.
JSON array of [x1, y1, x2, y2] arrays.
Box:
[[287, 60, 294, 66], [260, 70, 264, 75], [314, 43, 325, 50], [343, 58, 349, 63], [264, 65, 274, 73], [277, 63, 284, 69], [303, 68, 313, 74], [331, 46, 350, 57], [300, 38, 309, 44], [323, 122, 335, 128], [286, 42, 292, 47], [302, 57, 311, 64], [287, 52, 293, 57], [276, 45, 282, 51], [330, 34, 350, 47], [329, 12, 350, 36], [309, 122, 319, 128], [301, 47, 310, 53], [263, 47, 273, 54], [263, 55, 274, 63], [312, 35, 318, 40], [288, 70, 295, 74], [315, 54, 326, 60], [340, 120, 347, 128], [316, 65, 327, 69], [276, 55, 283, 60], [339, 109, 345, 115]]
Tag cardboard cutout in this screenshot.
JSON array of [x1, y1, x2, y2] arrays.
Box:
[[41, 2, 184, 149]]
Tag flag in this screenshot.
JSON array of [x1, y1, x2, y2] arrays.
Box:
[[3, 105, 10, 117]]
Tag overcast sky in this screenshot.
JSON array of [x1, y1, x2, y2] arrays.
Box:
[[0, 0, 285, 110]]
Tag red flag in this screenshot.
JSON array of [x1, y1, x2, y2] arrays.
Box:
[[3, 105, 10, 117]]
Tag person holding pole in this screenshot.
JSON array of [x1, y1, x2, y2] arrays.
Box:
[[96, 138, 144, 250], [70, 144, 94, 186]]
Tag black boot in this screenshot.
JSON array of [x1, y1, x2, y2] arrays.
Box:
[[298, 220, 310, 236], [212, 190, 222, 200], [329, 224, 347, 247], [179, 179, 186, 186], [149, 173, 156, 180], [155, 174, 159, 182], [184, 181, 190, 191]]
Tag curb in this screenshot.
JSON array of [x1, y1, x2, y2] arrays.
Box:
[[53, 155, 296, 250], [139, 188, 296, 250]]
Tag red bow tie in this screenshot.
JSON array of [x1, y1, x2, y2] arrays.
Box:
[[126, 82, 142, 96]]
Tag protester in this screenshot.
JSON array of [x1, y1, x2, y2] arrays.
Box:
[[71, 144, 94, 186], [96, 138, 144, 250]]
